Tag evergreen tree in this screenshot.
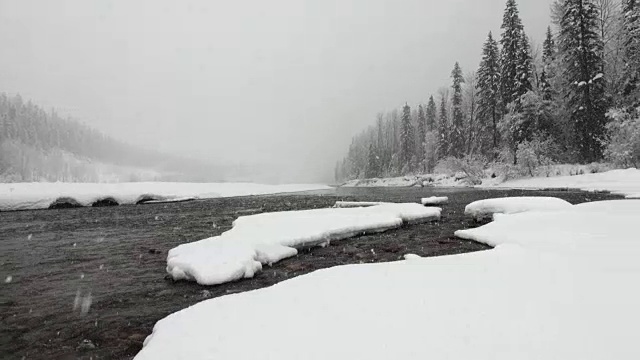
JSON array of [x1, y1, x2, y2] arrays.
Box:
[[623, 0, 640, 104], [438, 94, 450, 158], [426, 96, 437, 132], [500, 0, 531, 108], [477, 32, 502, 153], [450, 62, 465, 157], [400, 103, 415, 170], [416, 104, 427, 170], [543, 26, 556, 63], [366, 142, 379, 178], [541, 26, 556, 101], [559, 0, 608, 162]]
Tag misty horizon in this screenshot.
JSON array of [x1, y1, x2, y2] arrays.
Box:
[[0, 0, 553, 183]]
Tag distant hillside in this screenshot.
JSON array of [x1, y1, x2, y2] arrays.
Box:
[[0, 93, 225, 182]]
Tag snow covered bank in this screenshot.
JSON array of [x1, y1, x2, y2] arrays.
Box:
[[136, 199, 640, 360], [0, 182, 331, 211], [464, 196, 572, 220], [489, 168, 640, 198], [342, 173, 472, 188], [166, 203, 441, 285]]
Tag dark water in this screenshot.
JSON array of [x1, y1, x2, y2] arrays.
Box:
[[0, 187, 622, 359]]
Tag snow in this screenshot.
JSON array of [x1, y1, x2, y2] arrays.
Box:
[[489, 168, 640, 198], [166, 203, 441, 285], [342, 173, 472, 188], [0, 182, 331, 211], [333, 201, 387, 208], [464, 196, 572, 220], [421, 196, 449, 205], [136, 199, 640, 360]]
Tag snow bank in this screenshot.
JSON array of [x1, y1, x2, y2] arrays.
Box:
[[0, 182, 331, 211], [490, 168, 640, 198], [464, 196, 572, 220], [342, 173, 471, 188], [333, 201, 387, 208], [136, 199, 640, 360], [421, 196, 449, 205], [166, 203, 441, 285]]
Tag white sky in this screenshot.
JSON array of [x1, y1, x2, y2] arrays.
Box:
[[0, 0, 553, 182]]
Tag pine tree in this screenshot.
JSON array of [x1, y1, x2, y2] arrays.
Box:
[[438, 94, 449, 158], [559, 0, 608, 162], [416, 104, 427, 170], [366, 142, 379, 178], [450, 62, 465, 157], [477, 32, 502, 153], [500, 0, 531, 108], [543, 26, 556, 63], [426, 96, 437, 132], [400, 103, 415, 171], [541, 26, 556, 101], [623, 0, 640, 104]]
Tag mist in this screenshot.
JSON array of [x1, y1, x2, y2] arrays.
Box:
[[0, 0, 554, 183]]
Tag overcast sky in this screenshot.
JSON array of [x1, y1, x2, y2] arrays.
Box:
[[0, 0, 553, 182]]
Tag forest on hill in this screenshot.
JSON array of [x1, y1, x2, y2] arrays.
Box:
[[336, 0, 640, 182], [0, 93, 225, 182]]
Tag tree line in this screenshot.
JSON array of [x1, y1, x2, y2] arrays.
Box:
[[336, 0, 640, 182], [0, 93, 223, 182]]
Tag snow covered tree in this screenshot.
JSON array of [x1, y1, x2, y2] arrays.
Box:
[[438, 90, 450, 159], [450, 62, 466, 157], [500, 0, 532, 109], [477, 32, 502, 153], [540, 26, 556, 101], [623, 0, 640, 104], [426, 95, 437, 132], [416, 104, 427, 171], [559, 0, 609, 162], [400, 103, 415, 171]]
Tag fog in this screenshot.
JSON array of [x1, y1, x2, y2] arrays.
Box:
[[0, 0, 553, 183]]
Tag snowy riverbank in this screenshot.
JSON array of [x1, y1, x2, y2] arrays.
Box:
[[136, 198, 640, 360], [342, 168, 640, 198], [0, 182, 332, 211]]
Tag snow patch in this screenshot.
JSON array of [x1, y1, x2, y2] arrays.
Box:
[[421, 196, 449, 205], [465, 197, 572, 220], [487, 168, 640, 198], [166, 203, 441, 285]]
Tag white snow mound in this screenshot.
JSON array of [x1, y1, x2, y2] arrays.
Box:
[[465, 196, 572, 220], [166, 203, 441, 285], [421, 196, 449, 205], [137, 199, 640, 360], [0, 182, 331, 211]]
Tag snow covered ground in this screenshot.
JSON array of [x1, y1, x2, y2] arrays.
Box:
[[488, 168, 640, 198], [0, 182, 331, 211], [136, 199, 640, 360], [166, 203, 441, 285], [342, 173, 471, 187], [464, 196, 572, 220]]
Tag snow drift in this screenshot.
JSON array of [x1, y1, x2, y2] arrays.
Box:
[[166, 203, 441, 285], [464, 196, 572, 220], [0, 182, 331, 211], [490, 168, 640, 198], [136, 199, 640, 360]]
